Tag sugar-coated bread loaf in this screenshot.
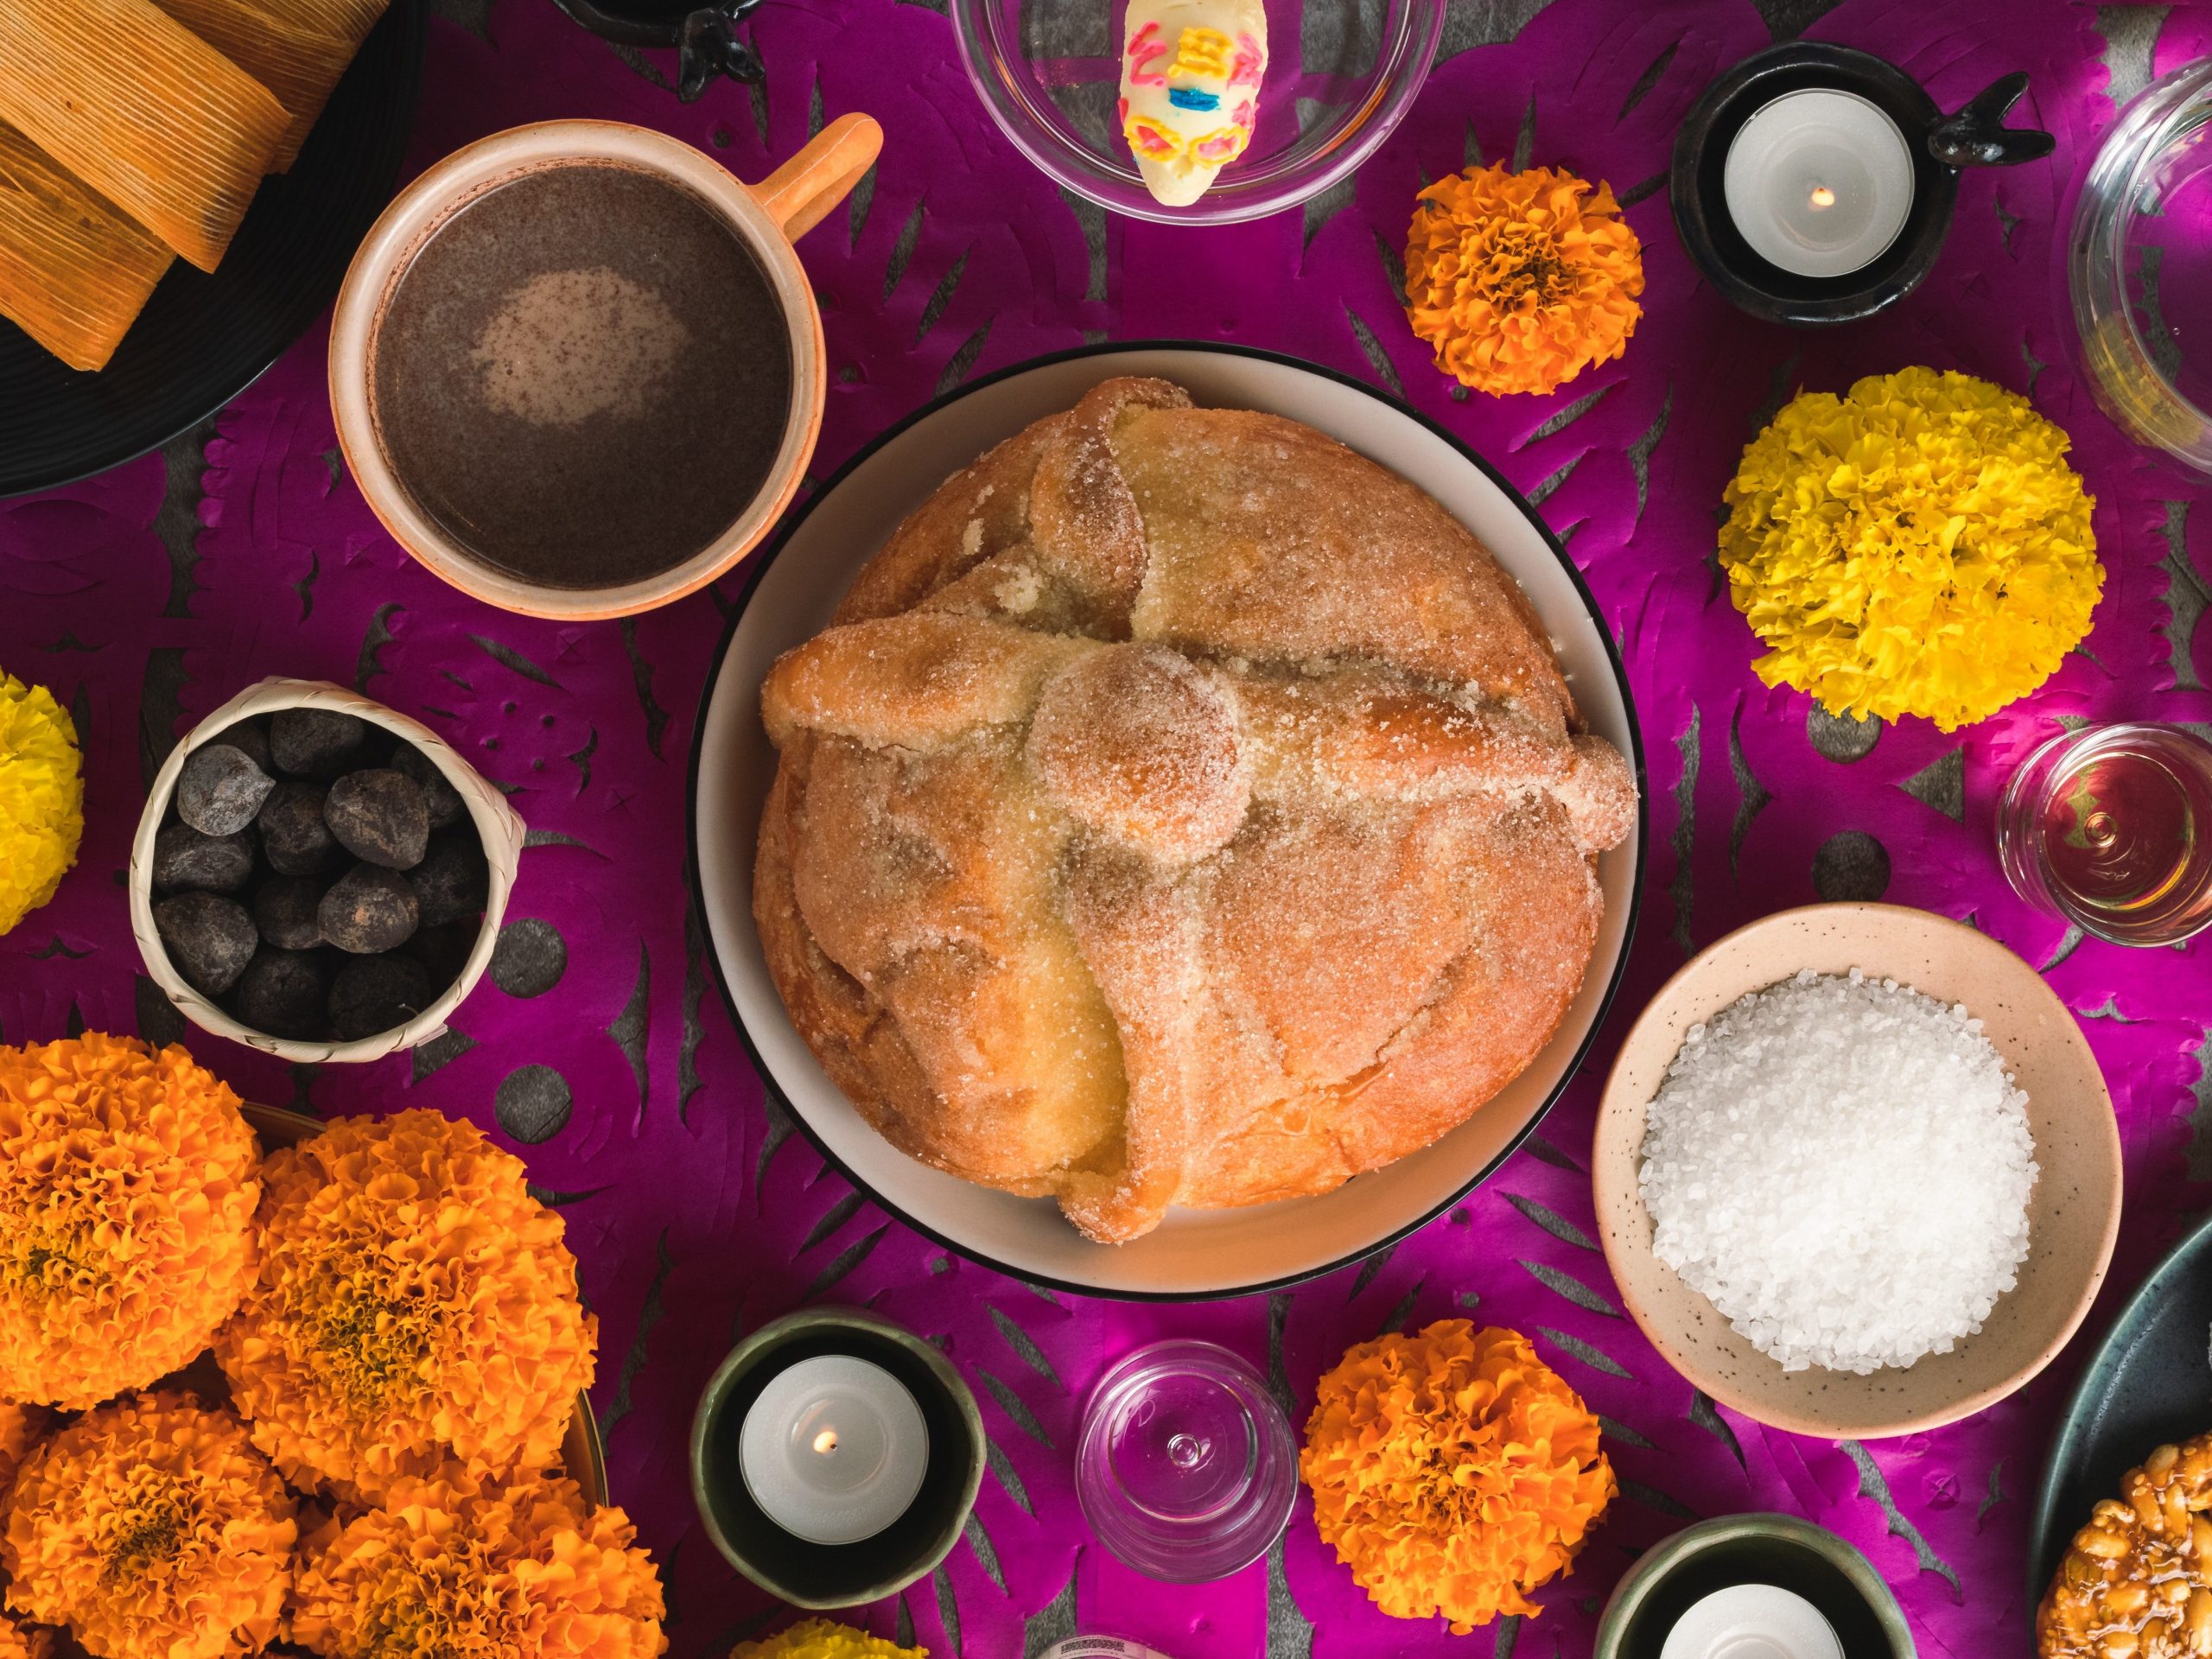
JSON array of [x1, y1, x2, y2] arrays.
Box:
[[754, 378, 1636, 1243]]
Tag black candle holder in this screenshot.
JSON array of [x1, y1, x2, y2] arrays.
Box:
[[1670, 42, 2054, 327], [547, 0, 767, 102]]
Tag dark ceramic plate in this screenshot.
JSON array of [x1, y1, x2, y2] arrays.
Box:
[[2028, 1209, 2212, 1614], [0, 1, 426, 499]]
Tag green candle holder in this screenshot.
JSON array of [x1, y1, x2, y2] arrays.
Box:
[[1594, 1513, 1915, 1658], [689, 1306, 985, 1610]]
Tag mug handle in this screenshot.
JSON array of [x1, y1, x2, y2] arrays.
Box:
[[753, 112, 884, 243]]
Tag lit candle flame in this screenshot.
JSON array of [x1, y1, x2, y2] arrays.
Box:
[[813, 1428, 839, 1455], [1808, 184, 1836, 209]]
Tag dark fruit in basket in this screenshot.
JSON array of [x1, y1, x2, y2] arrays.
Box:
[[176, 742, 275, 836], [252, 874, 324, 951], [234, 947, 333, 1039], [270, 708, 372, 779], [410, 828, 488, 927], [319, 864, 418, 953], [152, 821, 255, 893], [153, 892, 257, 996], [257, 781, 342, 875], [407, 918, 478, 988], [328, 953, 434, 1040], [324, 768, 429, 869], [215, 717, 273, 775], [391, 743, 466, 831]]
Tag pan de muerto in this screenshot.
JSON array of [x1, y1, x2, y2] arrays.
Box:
[[754, 377, 1636, 1243]]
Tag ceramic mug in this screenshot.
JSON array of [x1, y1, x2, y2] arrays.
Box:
[[328, 113, 881, 620]]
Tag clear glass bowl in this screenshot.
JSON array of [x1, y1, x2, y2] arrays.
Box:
[[2069, 57, 2212, 475], [952, 0, 1443, 226], [1073, 1340, 1296, 1580]]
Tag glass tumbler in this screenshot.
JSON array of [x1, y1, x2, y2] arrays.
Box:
[[2070, 57, 2212, 476], [1074, 1339, 1297, 1582], [1995, 721, 2212, 945]]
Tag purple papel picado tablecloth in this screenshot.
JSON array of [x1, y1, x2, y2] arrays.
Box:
[[4, 0, 2212, 1655]]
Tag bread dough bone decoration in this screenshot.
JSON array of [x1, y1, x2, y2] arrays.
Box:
[[1118, 0, 1267, 207]]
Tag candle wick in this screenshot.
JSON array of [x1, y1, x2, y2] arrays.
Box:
[[813, 1429, 839, 1455], [1809, 184, 1836, 209]]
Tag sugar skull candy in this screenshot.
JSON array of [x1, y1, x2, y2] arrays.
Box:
[[1117, 0, 1267, 207]]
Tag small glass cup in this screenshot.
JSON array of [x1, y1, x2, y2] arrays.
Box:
[[1996, 721, 2212, 946], [1073, 1339, 1296, 1582]]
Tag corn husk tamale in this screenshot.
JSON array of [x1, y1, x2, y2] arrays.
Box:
[[0, 0, 289, 271], [0, 124, 175, 371], [250, 0, 391, 52], [151, 0, 359, 170]]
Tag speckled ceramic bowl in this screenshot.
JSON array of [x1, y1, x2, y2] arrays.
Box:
[[1592, 902, 2121, 1440]]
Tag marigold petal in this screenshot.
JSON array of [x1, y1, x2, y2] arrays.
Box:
[[0, 671, 82, 938], [1403, 165, 1643, 397], [1299, 1320, 1614, 1630], [212, 1109, 597, 1502], [0, 1034, 259, 1408], [1719, 367, 2101, 730], [289, 1465, 664, 1659], [0, 1395, 295, 1659]]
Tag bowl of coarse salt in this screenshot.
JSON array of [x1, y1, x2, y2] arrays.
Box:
[[1592, 901, 2122, 1440]]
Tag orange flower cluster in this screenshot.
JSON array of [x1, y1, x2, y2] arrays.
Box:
[[2, 1395, 296, 1659], [0, 1613, 52, 1659], [289, 1467, 665, 1659], [1403, 164, 1643, 397], [1300, 1320, 1615, 1632], [0, 1405, 52, 1506], [0, 1034, 260, 1408], [215, 1109, 597, 1500]]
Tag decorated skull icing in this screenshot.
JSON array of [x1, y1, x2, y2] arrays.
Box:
[[1117, 0, 1268, 207]]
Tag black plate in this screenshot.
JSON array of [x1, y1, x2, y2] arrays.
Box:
[[0, 0, 427, 498], [685, 339, 1647, 1300], [2028, 1209, 2212, 1615]]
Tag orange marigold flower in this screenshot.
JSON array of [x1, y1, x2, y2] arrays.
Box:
[[213, 1109, 596, 1499], [1403, 163, 1643, 397], [289, 1466, 666, 1659], [1300, 1320, 1615, 1633], [0, 1612, 54, 1659], [0, 1033, 260, 1408], [0, 1403, 54, 1507], [1, 1395, 296, 1659]]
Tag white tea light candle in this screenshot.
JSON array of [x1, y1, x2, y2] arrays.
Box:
[[739, 1354, 930, 1545], [1659, 1584, 1844, 1659], [1722, 89, 1915, 278]]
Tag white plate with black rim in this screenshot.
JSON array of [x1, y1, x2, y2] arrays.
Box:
[[688, 342, 1647, 1300]]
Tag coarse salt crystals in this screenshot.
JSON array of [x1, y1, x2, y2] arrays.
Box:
[[1637, 967, 2037, 1375]]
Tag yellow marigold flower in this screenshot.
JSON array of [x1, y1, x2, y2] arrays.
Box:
[[1720, 366, 2101, 732], [213, 1109, 596, 1499], [734, 1620, 927, 1659], [1300, 1320, 1615, 1633], [289, 1466, 665, 1659], [1, 1395, 296, 1659], [0, 1033, 260, 1408], [0, 672, 82, 939], [0, 1403, 54, 1505], [1403, 163, 1643, 397], [0, 1613, 54, 1659]]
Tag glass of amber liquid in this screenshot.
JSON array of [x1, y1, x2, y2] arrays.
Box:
[[1997, 722, 2212, 945]]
